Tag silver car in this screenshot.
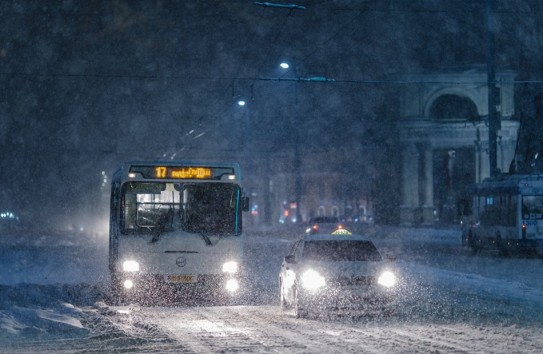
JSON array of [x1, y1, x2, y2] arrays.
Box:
[[279, 230, 398, 318]]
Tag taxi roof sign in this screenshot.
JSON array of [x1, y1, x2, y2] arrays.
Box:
[[331, 228, 352, 235]]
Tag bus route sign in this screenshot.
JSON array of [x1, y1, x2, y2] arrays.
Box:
[[155, 166, 212, 179], [128, 164, 236, 180]]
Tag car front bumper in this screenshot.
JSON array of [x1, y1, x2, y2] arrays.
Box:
[[298, 286, 396, 314]]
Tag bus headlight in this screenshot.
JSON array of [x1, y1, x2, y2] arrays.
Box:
[[377, 270, 397, 288], [225, 278, 240, 292], [301, 269, 326, 290], [123, 279, 134, 289], [222, 261, 238, 274], [123, 260, 140, 272]]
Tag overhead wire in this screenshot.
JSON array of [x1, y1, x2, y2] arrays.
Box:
[[4, 2, 543, 87]]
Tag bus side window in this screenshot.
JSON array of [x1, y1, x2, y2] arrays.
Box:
[[124, 193, 137, 230], [481, 195, 500, 225]]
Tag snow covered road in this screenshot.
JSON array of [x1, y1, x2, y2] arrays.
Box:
[[5, 304, 542, 353], [1, 226, 543, 353]]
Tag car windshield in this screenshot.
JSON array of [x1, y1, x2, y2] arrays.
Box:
[[302, 240, 382, 262], [309, 217, 339, 223]]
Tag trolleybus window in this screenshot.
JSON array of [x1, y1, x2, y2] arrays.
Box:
[[479, 194, 516, 227]]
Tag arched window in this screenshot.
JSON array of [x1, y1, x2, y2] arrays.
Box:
[[317, 206, 325, 216], [429, 94, 478, 121], [331, 206, 339, 217]]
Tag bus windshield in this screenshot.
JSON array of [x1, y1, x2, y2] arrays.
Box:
[[522, 195, 543, 219], [121, 182, 241, 235]]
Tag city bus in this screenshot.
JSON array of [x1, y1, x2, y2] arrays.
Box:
[[461, 174, 543, 256], [109, 161, 249, 304]]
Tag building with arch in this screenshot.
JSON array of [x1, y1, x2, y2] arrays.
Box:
[[398, 68, 519, 225]]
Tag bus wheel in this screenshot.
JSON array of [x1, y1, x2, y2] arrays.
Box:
[[496, 234, 509, 257], [468, 231, 480, 254], [109, 286, 124, 306], [498, 247, 511, 257], [498, 240, 511, 257], [109, 275, 127, 306]]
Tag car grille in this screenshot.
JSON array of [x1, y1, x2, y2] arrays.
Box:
[[329, 276, 375, 286]]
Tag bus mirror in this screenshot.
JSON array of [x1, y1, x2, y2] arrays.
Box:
[[242, 196, 250, 212], [285, 255, 296, 264]]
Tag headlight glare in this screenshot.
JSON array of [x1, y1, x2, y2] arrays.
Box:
[[222, 261, 238, 274], [301, 269, 326, 290], [377, 270, 396, 288], [122, 260, 140, 272], [225, 278, 240, 292], [123, 279, 134, 289]]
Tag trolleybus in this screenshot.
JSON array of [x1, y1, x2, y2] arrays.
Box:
[[462, 174, 543, 256], [109, 161, 249, 304]]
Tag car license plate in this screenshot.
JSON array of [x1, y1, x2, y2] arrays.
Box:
[[346, 287, 372, 296], [167, 275, 196, 283]]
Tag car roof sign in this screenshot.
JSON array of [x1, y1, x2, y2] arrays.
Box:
[[331, 228, 352, 235]]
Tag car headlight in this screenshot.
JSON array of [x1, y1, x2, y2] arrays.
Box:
[[122, 260, 140, 272], [123, 279, 134, 289], [377, 270, 396, 288], [222, 261, 238, 274], [301, 269, 326, 290], [225, 278, 240, 292]]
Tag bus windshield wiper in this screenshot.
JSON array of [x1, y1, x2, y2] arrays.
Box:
[[200, 233, 212, 246], [150, 227, 163, 243], [150, 211, 171, 243], [199, 233, 223, 246]]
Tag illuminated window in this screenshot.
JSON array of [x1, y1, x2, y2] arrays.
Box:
[[486, 196, 494, 206]]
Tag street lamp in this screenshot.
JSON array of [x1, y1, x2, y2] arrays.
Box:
[[275, 61, 335, 223], [234, 95, 259, 226], [279, 61, 303, 224]]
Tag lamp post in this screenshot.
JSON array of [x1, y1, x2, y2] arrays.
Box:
[[234, 96, 256, 225], [486, 0, 500, 177], [279, 61, 303, 224]]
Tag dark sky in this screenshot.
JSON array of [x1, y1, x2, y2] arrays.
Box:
[[2, 0, 543, 227]]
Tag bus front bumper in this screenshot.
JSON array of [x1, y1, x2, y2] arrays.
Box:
[[113, 273, 242, 303]]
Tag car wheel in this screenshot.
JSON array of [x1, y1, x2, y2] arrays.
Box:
[[280, 279, 291, 311], [294, 286, 308, 318]]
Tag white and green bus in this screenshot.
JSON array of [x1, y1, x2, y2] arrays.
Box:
[[462, 174, 543, 256], [109, 161, 249, 304]]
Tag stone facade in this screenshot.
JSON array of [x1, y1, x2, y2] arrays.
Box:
[[398, 69, 519, 225]]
